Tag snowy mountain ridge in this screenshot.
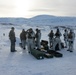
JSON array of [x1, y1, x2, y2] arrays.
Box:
[[0, 15, 76, 26]]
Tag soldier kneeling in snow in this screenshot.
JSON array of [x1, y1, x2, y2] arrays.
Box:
[[67, 29, 75, 52]]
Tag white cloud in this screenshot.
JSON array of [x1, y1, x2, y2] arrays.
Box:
[[0, 0, 76, 17]]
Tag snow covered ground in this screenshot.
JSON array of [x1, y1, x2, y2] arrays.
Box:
[[0, 24, 76, 75]]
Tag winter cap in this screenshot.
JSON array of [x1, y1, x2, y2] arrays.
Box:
[[36, 28, 38, 31], [11, 27, 14, 29]]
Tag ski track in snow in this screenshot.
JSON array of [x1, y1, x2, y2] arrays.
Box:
[[0, 24, 76, 75]]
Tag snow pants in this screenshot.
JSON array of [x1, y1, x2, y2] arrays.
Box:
[[64, 39, 68, 47], [35, 38, 41, 49], [52, 38, 61, 50], [68, 41, 74, 51], [21, 40, 26, 49], [10, 41, 15, 52], [27, 39, 35, 52]]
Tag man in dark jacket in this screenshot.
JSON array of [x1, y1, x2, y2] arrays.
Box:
[[9, 27, 16, 52], [20, 29, 27, 49], [48, 30, 54, 48]]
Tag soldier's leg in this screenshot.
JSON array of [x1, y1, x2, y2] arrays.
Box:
[[31, 39, 34, 50], [22, 40, 26, 49], [70, 41, 73, 52], [38, 39, 41, 49], [11, 41, 13, 52], [55, 38, 61, 50], [27, 39, 31, 52], [67, 41, 70, 51], [65, 39, 68, 47], [22, 40, 24, 48], [52, 40, 57, 50], [69, 41, 71, 51], [11, 41, 15, 52]]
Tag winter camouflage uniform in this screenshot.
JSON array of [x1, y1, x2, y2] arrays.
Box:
[[53, 28, 62, 50], [9, 27, 16, 52], [35, 29, 41, 49], [67, 30, 75, 52], [63, 29, 68, 48], [27, 28, 35, 53], [20, 29, 27, 49]]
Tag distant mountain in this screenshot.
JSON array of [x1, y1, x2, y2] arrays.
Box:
[[28, 15, 76, 26], [0, 15, 76, 26], [0, 18, 28, 25]]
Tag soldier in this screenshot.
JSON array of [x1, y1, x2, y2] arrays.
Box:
[[67, 29, 75, 52], [48, 30, 54, 48], [63, 29, 68, 48], [20, 29, 27, 49], [27, 28, 35, 53], [53, 28, 62, 50], [9, 27, 16, 52], [35, 29, 41, 50]]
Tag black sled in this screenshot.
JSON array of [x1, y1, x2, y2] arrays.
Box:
[[37, 49, 53, 58], [31, 49, 44, 60], [47, 50, 63, 57], [44, 53, 53, 58]]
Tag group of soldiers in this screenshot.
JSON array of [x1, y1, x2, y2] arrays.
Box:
[[9, 27, 75, 53], [48, 28, 75, 52], [9, 27, 41, 53]]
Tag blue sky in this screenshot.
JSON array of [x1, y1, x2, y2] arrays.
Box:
[[0, 0, 76, 18]]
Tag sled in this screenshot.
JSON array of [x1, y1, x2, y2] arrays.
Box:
[[37, 48, 53, 58], [31, 49, 44, 60], [44, 53, 53, 58], [47, 50, 63, 57]]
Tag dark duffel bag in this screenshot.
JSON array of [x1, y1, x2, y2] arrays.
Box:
[[47, 50, 63, 57], [31, 49, 44, 59], [41, 40, 48, 45], [41, 40, 49, 50]]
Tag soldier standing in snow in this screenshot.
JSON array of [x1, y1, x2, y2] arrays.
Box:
[[20, 29, 27, 50], [67, 29, 75, 52], [27, 28, 35, 53], [35, 29, 41, 50], [63, 29, 68, 48], [48, 30, 54, 48], [9, 27, 16, 52], [53, 28, 62, 50]]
